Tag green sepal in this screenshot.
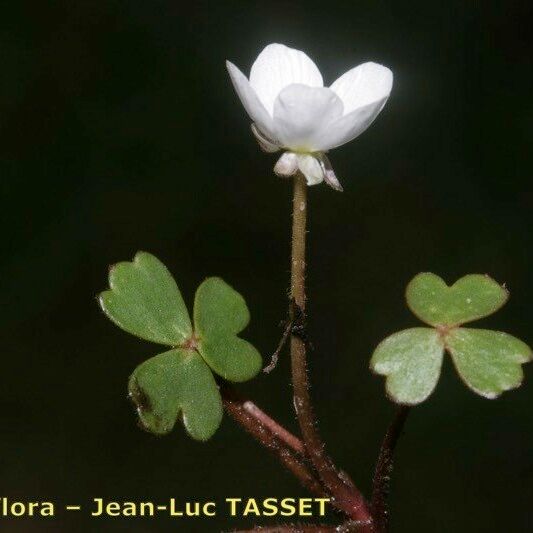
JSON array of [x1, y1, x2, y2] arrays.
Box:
[[370, 328, 445, 405], [194, 277, 262, 382], [447, 328, 532, 399], [406, 273, 508, 327], [128, 348, 223, 441], [99, 252, 192, 346]]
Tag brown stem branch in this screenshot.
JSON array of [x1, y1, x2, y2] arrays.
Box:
[[221, 384, 325, 498], [239, 395, 305, 455], [289, 174, 374, 528], [233, 525, 336, 532], [371, 406, 410, 532], [220, 383, 305, 455], [233, 520, 373, 533], [264, 316, 294, 374]]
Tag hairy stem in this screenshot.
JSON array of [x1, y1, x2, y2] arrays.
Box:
[[289, 174, 374, 527], [371, 406, 410, 531], [221, 384, 325, 498], [234, 521, 380, 533], [221, 384, 305, 455], [240, 396, 305, 455], [234, 525, 336, 532]]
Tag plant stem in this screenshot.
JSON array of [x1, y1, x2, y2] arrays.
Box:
[[240, 397, 305, 455], [221, 384, 305, 455], [234, 520, 376, 533], [289, 174, 374, 528], [221, 384, 325, 498], [234, 525, 336, 532], [371, 406, 410, 532]]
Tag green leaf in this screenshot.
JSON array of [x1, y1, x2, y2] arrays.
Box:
[[199, 336, 262, 382], [128, 348, 223, 440], [99, 252, 192, 345], [194, 277, 250, 336], [370, 328, 445, 405], [194, 277, 262, 382], [446, 328, 532, 399], [406, 273, 508, 327]]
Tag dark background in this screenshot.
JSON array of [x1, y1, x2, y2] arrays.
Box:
[[1, 1, 532, 531]]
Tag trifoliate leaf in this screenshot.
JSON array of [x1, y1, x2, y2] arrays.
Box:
[[370, 328, 445, 405], [406, 273, 508, 327], [447, 328, 532, 399], [194, 277, 262, 382], [128, 348, 223, 440], [372, 272, 531, 404], [99, 254, 263, 439], [99, 252, 192, 345]]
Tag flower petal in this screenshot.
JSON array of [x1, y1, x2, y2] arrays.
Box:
[[297, 154, 324, 186], [250, 43, 323, 116], [313, 98, 390, 151], [274, 152, 299, 176], [272, 84, 344, 152], [330, 62, 393, 115], [251, 123, 280, 153], [226, 60, 276, 140]]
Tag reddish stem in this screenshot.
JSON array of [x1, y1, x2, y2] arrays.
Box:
[[371, 406, 410, 532], [289, 175, 374, 529], [234, 526, 336, 532], [241, 398, 305, 455], [221, 384, 325, 498]]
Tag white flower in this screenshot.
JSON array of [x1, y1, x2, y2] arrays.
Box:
[[226, 43, 393, 191]]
